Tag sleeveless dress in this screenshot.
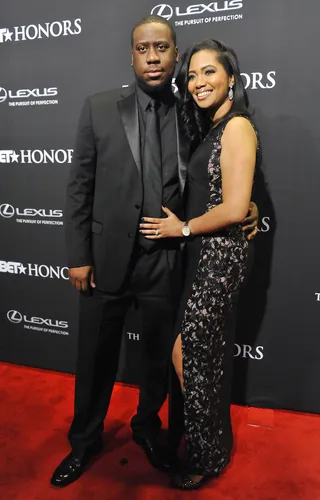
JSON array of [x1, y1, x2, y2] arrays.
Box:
[[176, 115, 260, 476]]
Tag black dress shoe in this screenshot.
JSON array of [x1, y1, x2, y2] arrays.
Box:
[[50, 439, 103, 488], [171, 472, 213, 490], [133, 436, 180, 473]]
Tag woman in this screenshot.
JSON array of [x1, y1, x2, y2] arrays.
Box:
[[140, 39, 261, 489]]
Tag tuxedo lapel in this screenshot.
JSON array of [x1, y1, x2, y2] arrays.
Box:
[[118, 83, 141, 174], [118, 85, 189, 187], [175, 104, 189, 195]]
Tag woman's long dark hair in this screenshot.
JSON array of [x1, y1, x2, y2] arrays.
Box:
[[176, 39, 250, 148]]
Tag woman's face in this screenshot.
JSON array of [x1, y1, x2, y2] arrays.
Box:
[[187, 49, 234, 112]]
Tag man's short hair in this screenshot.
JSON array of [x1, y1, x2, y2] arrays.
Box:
[[131, 15, 177, 46]]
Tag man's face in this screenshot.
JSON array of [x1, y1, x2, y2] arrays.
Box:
[[132, 23, 178, 92]]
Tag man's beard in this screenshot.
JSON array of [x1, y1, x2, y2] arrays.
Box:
[[134, 72, 174, 95]]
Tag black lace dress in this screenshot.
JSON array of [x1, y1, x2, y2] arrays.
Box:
[[176, 116, 259, 476]]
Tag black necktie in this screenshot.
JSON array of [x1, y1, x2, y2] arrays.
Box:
[[140, 99, 162, 251]]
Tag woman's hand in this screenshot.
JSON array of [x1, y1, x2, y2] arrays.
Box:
[[139, 206, 184, 239]]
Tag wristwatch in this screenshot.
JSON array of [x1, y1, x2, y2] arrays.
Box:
[[182, 221, 192, 237]]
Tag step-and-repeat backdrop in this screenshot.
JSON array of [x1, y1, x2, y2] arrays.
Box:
[[1, 0, 319, 414]]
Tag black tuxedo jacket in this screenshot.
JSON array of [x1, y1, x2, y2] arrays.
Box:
[[65, 84, 189, 293]]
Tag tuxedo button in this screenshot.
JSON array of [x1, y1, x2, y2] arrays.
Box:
[[128, 232, 134, 239], [135, 204, 141, 209]]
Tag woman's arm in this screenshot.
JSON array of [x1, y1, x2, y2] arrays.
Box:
[[188, 117, 257, 235]]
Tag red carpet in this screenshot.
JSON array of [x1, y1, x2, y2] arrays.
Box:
[[0, 362, 319, 499]]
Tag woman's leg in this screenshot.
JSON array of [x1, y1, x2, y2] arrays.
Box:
[[171, 333, 206, 484], [168, 334, 184, 453], [172, 334, 184, 392]]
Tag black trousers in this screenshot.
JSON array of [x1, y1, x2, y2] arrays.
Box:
[[68, 244, 181, 453]]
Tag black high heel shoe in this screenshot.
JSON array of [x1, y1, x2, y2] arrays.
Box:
[[171, 472, 213, 490]]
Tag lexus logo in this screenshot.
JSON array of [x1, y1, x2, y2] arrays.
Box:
[[0, 87, 8, 103], [0, 203, 15, 218], [151, 4, 174, 20], [7, 310, 22, 324]]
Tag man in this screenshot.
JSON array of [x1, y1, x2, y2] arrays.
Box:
[[51, 15, 258, 488]]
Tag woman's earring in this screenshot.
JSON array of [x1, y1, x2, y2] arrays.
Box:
[[228, 83, 234, 101]]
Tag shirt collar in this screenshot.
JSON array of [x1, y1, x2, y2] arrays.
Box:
[[136, 82, 175, 114]]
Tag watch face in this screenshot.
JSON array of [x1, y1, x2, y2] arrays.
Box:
[[182, 225, 191, 237]]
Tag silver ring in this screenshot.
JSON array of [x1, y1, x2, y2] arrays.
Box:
[[155, 229, 159, 236]]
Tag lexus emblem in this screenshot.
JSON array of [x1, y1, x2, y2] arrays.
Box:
[[0, 203, 15, 218], [0, 87, 8, 103], [7, 310, 23, 324], [151, 4, 174, 20]]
